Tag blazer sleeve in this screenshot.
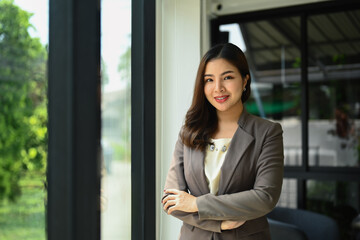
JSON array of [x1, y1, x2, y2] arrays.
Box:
[[196, 122, 284, 221], [162, 134, 222, 233]]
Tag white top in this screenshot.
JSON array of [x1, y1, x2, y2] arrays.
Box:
[[204, 138, 232, 195]]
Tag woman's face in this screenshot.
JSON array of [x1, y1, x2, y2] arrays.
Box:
[[203, 58, 248, 114]]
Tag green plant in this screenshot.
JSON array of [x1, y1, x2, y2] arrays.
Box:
[[0, 172, 46, 240], [0, 0, 48, 201]]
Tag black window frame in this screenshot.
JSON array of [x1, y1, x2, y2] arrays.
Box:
[[48, 0, 101, 239], [48, 0, 156, 239], [210, 0, 360, 209], [131, 0, 156, 240]]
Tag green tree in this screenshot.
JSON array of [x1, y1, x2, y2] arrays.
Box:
[[117, 44, 131, 162], [0, 0, 47, 201], [101, 57, 109, 92]]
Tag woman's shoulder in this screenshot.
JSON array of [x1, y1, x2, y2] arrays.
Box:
[[243, 112, 283, 133]]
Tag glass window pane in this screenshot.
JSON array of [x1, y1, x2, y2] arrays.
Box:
[[224, 17, 302, 166], [0, 0, 48, 239], [308, 10, 360, 167], [307, 180, 360, 239], [277, 178, 298, 209], [101, 0, 131, 239]]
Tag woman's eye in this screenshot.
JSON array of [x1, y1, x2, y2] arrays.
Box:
[[224, 76, 233, 80], [205, 78, 213, 82]]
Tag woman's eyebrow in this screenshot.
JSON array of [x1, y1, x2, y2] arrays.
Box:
[[221, 70, 234, 76], [204, 70, 234, 78], [203, 74, 213, 78]]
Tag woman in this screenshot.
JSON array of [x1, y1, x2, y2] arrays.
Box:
[[162, 43, 284, 240]]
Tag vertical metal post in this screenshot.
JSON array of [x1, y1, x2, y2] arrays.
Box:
[[131, 0, 156, 239], [48, 0, 101, 239], [299, 13, 309, 209], [210, 19, 221, 46]]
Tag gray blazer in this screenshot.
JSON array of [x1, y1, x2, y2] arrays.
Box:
[[163, 110, 284, 240]]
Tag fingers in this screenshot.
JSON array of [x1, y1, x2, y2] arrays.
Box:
[[162, 194, 176, 205], [162, 189, 198, 214], [234, 220, 246, 228], [221, 220, 234, 230], [163, 198, 179, 215], [167, 205, 177, 214], [162, 189, 180, 207], [221, 220, 246, 230], [162, 190, 180, 214], [164, 189, 180, 195], [163, 199, 177, 211]]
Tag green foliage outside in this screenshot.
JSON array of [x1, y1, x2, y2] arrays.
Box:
[[102, 43, 131, 163], [118, 44, 131, 161], [0, 0, 47, 238], [101, 39, 131, 164], [0, 173, 46, 240], [111, 142, 130, 163], [0, 0, 47, 201]]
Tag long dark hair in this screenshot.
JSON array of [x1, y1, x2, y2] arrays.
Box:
[[180, 43, 251, 151]]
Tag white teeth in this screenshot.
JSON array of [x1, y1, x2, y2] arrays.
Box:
[[216, 96, 227, 100]]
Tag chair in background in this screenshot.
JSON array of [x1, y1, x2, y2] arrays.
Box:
[[267, 207, 340, 240], [268, 218, 308, 240]]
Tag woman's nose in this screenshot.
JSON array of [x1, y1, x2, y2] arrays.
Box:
[[214, 80, 224, 92]]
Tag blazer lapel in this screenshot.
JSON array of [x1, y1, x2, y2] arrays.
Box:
[[189, 148, 210, 195], [217, 111, 254, 195]]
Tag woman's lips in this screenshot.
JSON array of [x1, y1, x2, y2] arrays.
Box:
[[214, 95, 229, 103]]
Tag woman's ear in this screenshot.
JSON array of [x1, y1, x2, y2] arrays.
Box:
[[243, 74, 250, 88]]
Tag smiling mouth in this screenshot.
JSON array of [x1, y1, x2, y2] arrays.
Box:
[[214, 95, 229, 103]]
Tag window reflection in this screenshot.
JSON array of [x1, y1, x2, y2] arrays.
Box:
[[277, 178, 297, 209], [221, 17, 302, 166], [101, 0, 131, 239], [308, 10, 360, 167], [217, 7, 360, 240]]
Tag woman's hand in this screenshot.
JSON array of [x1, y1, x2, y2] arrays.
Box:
[[221, 220, 246, 230], [162, 189, 198, 214]]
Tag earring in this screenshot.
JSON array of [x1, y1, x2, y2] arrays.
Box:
[[243, 87, 246, 92]]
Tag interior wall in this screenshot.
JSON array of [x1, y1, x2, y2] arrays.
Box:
[[156, 0, 202, 239]]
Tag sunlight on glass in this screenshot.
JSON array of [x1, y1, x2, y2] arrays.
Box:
[[101, 0, 131, 239]]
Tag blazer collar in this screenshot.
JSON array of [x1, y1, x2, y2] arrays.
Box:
[[189, 109, 254, 195], [189, 148, 210, 195], [237, 108, 251, 129], [218, 123, 254, 194], [219, 109, 254, 194]]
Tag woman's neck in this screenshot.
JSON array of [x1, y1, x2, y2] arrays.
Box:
[[216, 103, 243, 124], [213, 104, 243, 139]]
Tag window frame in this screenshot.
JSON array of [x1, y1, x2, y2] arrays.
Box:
[[131, 0, 156, 240], [48, 0, 157, 239], [47, 0, 101, 239], [210, 0, 360, 209]]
